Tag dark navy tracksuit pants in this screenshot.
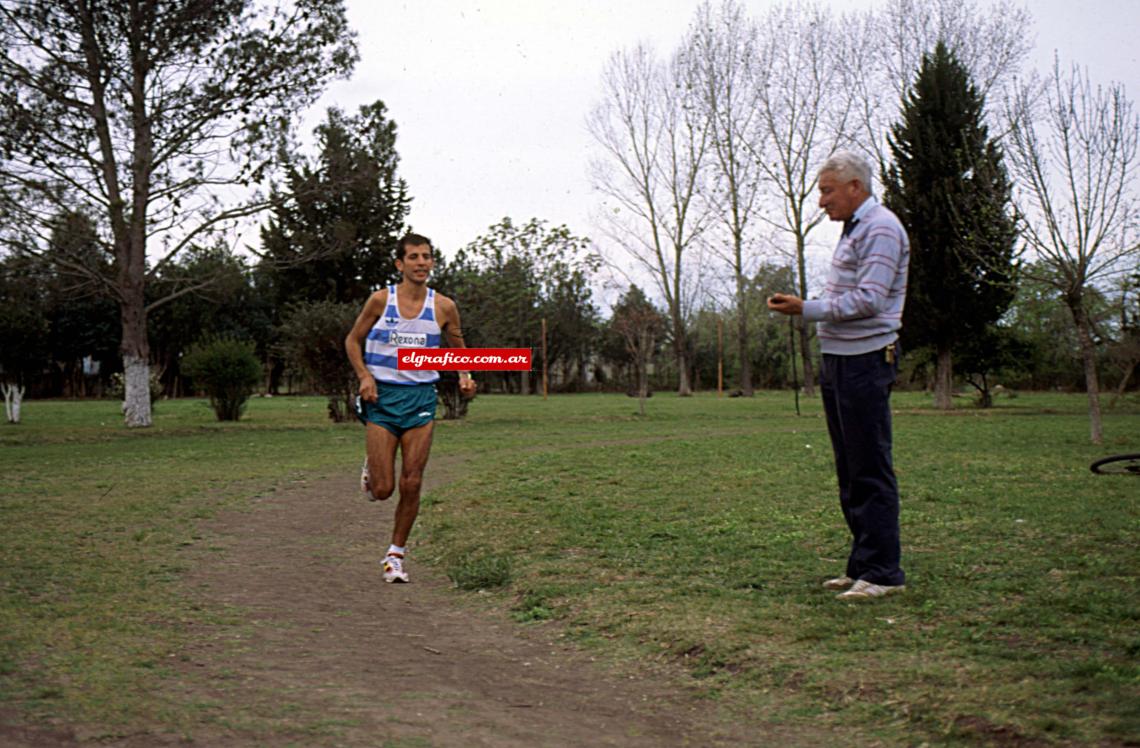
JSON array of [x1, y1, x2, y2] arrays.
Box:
[[819, 349, 905, 587]]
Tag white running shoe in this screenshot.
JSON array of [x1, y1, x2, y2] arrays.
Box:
[[360, 458, 370, 495], [836, 579, 905, 600], [383, 554, 409, 583]]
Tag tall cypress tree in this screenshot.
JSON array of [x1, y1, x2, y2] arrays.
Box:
[[259, 101, 412, 307], [883, 41, 1019, 408]]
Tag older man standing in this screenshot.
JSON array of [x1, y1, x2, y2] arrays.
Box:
[[768, 150, 909, 600]]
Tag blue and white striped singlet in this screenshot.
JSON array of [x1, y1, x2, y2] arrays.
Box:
[[364, 285, 442, 385]]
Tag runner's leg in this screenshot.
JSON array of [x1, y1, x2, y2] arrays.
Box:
[[365, 423, 399, 501], [391, 421, 435, 547]]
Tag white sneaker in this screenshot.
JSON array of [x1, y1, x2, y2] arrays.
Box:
[[837, 579, 905, 600], [823, 575, 855, 590], [383, 554, 409, 583], [360, 458, 370, 495]]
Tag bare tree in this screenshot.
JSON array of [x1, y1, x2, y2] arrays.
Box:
[[0, 1, 356, 426], [746, 1, 853, 396], [1006, 60, 1140, 443], [683, 0, 765, 396], [847, 0, 1034, 168], [588, 43, 712, 396]]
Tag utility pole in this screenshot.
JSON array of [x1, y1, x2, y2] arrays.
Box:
[[541, 317, 548, 400], [717, 316, 724, 397]]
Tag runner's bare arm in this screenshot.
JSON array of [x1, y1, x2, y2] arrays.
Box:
[[437, 294, 477, 398], [345, 289, 389, 402]]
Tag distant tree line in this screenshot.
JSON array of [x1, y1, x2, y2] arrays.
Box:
[[1, 0, 1137, 443], [1, 87, 1135, 416]]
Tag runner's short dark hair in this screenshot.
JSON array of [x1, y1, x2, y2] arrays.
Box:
[[397, 233, 433, 260]]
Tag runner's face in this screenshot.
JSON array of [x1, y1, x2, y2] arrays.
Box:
[[396, 243, 434, 283]]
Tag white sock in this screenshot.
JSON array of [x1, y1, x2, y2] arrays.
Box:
[[387, 544, 405, 558]]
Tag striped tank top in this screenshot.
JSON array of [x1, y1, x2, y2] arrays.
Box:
[[364, 285, 442, 385]]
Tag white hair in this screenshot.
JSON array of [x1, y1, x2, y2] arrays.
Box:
[[819, 150, 873, 194]]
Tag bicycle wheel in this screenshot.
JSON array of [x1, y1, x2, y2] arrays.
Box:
[[1090, 453, 1140, 475]]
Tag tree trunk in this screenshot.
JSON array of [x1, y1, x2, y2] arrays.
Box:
[[1069, 300, 1104, 444], [267, 358, 285, 396], [1109, 358, 1136, 408], [122, 355, 152, 427], [125, 41, 156, 427], [736, 274, 753, 396], [676, 350, 692, 396], [638, 333, 650, 417], [672, 313, 692, 396], [934, 345, 954, 410], [977, 373, 993, 408], [120, 278, 152, 427], [3, 383, 24, 423]]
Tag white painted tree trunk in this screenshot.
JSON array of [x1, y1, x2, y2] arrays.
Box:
[[3, 382, 24, 424], [122, 354, 153, 428]]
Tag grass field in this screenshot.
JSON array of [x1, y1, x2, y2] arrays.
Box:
[[1, 391, 1138, 745]]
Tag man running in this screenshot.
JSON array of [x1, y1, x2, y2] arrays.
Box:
[[345, 233, 476, 583]]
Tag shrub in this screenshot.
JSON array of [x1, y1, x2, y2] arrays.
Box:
[[181, 338, 261, 421], [437, 372, 473, 420], [276, 301, 358, 422]]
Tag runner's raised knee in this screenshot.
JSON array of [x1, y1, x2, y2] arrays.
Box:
[[370, 477, 395, 501]]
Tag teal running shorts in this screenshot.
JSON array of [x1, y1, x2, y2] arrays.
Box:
[[359, 382, 437, 437]]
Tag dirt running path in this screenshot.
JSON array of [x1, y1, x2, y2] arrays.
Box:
[[2, 456, 831, 747], [160, 457, 794, 748]]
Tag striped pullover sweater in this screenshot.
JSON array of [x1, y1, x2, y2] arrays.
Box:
[[802, 197, 909, 356]]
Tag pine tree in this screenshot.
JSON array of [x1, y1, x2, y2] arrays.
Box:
[[259, 101, 412, 307], [883, 41, 1019, 408]]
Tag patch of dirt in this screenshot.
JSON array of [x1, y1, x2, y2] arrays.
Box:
[[2, 456, 836, 747], [951, 715, 1053, 747]]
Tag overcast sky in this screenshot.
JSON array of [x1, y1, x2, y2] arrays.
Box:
[[294, 0, 1140, 286]]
